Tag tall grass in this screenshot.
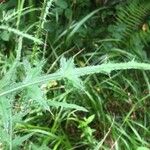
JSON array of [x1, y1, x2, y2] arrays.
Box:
[[0, 0, 150, 149]]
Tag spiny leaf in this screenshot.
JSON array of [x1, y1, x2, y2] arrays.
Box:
[[137, 147, 149, 150], [48, 101, 88, 112], [0, 96, 11, 131], [60, 57, 84, 90], [12, 133, 34, 148], [22, 60, 50, 111], [0, 25, 43, 44], [0, 57, 150, 97]]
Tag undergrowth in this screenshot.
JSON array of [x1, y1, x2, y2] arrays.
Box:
[[0, 0, 150, 150]]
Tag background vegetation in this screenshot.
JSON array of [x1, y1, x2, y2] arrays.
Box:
[[0, 0, 150, 149]]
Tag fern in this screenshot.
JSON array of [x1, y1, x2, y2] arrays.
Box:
[[113, 0, 150, 40], [106, 0, 150, 61]]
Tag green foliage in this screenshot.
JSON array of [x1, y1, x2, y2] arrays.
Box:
[[137, 147, 150, 150], [77, 115, 97, 146], [0, 0, 150, 149], [107, 0, 150, 60]]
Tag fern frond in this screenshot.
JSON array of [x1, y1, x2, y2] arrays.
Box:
[[113, 0, 150, 40]]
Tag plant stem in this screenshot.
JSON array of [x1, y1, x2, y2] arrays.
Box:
[[0, 61, 150, 97]]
